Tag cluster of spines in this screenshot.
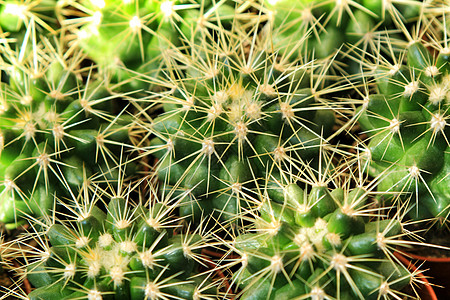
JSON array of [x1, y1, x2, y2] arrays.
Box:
[[0, 0, 449, 299], [0, 43, 135, 227], [210, 168, 425, 300], [355, 15, 450, 225], [261, 0, 426, 77], [1, 173, 222, 300]]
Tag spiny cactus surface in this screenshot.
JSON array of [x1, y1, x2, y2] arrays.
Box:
[[262, 0, 424, 76], [357, 23, 450, 223], [58, 0, 260, 92], [2, 178, 220, 300], [0, 1, 138, 227], [220, 175, 422, 300], [134, 24, 347, 227]]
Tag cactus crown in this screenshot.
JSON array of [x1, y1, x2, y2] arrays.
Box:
[[2, 173, 221, 299]]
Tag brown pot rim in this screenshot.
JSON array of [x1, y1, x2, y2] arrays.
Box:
[[401, 251, 450, 263], [394, 251, 438, 300]]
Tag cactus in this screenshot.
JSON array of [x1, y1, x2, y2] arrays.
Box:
[[1, 0, 450, 299], [261, 0, 425, 76], [0, 0, 58, 38], [132, 19, 348, 227], [357, 18, 450, 224], [216, 168, 426, 300], [1, 173, 221, 300], [0, 15, 136, 226], [57, 0, 260, 92]]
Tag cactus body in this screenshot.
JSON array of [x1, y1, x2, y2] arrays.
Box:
[[227, 182, 415, 300], [6, 183, 218, 299], [359, 36, 450, 222], [140, 28, 338, 226], [0, 11, 135, 226]]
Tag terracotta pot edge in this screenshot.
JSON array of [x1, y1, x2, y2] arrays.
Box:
[[393, 251, 438, 300]]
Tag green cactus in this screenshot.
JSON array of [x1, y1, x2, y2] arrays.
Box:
[[1, 1, 449, 299], [0, 0, 58, 38], [218, 171, 424, 300], [0, 23, 136, 227], [133, 21, 345, 227], [1, 175, 220, 300], [57, 0, 260, 92], [261, 0, 425, 75], [357, 20, 450, 224]]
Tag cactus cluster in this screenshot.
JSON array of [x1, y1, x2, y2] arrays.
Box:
[[1, 0, 450, 299], [261, 0, 424, 76], [2, 177, 220, 300], [357, 20, 450, 224], [136, 26, 342, 226], [216, 172, 422, 299]]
